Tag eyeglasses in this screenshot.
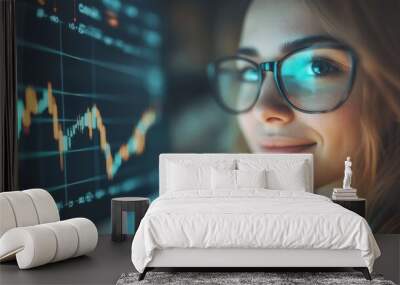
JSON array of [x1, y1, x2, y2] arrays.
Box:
[[207, 42, 358, 114]]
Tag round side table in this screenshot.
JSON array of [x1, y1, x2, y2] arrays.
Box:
[[111, 197, 149, 242]]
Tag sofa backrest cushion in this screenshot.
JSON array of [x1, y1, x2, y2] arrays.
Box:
[[0, 189, 60, 238]]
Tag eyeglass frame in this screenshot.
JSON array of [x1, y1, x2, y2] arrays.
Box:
[[208, 42, 358, 115]]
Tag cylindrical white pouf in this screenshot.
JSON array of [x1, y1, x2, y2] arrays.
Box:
[[65, 218, 98, 257], [23, 189, 60, 224], [1, 192, 39, 227], [0, 226, 57, 269], [42, 221, 79, 262], [0, 196, 17, 237]]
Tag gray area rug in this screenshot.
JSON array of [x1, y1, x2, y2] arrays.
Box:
[[116, 271, 396, 285]]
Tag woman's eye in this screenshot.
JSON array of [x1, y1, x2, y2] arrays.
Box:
[[241, 68, 259, 82], [308, 58, 340, 76]]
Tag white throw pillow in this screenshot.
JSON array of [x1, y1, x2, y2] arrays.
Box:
[[167, 162, 211, 191], [267, 165, 308, 191], [236, 169, 267, 189], [237, 159, 309, 192], [166, 159, 235, 191], [211, 168, 236, 190], [211, 169, 268, 190]]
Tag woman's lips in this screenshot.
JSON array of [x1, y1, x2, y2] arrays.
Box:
[[258, 137, 317, 153]]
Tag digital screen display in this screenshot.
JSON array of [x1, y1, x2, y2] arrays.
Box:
[[16, 0, 166, 231]]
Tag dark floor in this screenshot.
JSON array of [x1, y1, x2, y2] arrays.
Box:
[[0, 235, 133, 285], [1, 235, 399, 285]]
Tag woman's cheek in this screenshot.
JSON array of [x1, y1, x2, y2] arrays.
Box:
[[330, 103, 360, 153], [299, 103, 361, 185]]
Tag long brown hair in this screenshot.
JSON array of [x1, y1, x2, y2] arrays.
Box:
[[305, 0, 400, 232]]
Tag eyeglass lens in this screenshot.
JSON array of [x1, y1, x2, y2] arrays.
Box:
[[280, 46, 354, 112], [212, 45, 354, 113], [215, 58, 261, 112]]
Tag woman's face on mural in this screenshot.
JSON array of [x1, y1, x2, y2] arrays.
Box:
[[238, 0, 362, 188]]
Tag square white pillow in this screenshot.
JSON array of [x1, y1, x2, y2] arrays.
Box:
[[237, 159, 309, 192], [267, 165, 308, 191], [167, 162, 210, 191], [211, 168, 236, 190], [166, 159, 235, 192], [236, 169, 267, 189], [211, 169, 268, 190]]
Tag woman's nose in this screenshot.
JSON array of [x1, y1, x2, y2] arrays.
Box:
[[252, 75, 294, 125]]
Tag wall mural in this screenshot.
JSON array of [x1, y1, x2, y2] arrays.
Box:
[[17, 0, 400, 233]]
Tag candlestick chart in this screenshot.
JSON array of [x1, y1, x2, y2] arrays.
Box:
[[16, 0, 166, 229]]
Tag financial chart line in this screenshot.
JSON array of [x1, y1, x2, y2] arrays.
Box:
[[47, 160, 154, 193], [30, 116, 141, 125], [19, 139, 138, 160], [18, 83, 136, 103], [20, 146, 100, 160], [17, 39, 145, 78], [18, 82, 157, 179], [48, 174, 108, 192], [19, 146, 100, 160]]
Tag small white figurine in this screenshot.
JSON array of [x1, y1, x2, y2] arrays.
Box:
[[342, 156, 352, 189]]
